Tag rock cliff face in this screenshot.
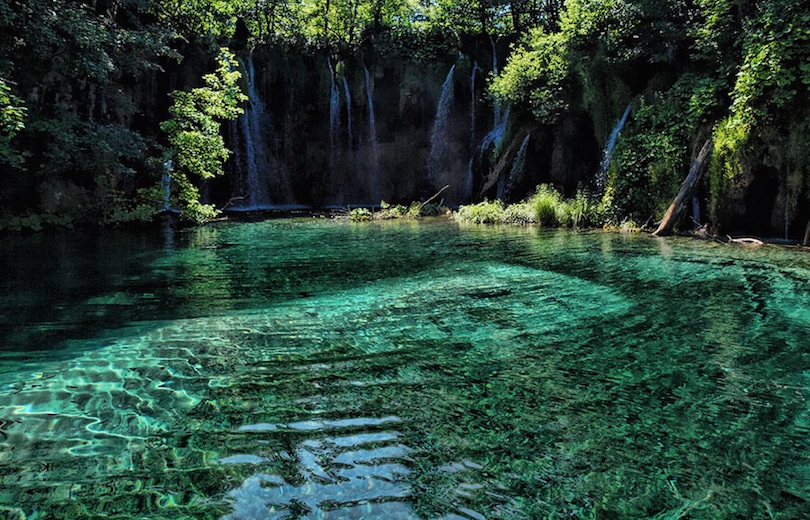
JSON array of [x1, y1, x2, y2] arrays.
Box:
[[208, 43, 601, 209]]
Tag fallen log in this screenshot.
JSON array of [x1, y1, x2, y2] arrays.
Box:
[[653, 139, 713, 237], [727, 235, 764, 246]]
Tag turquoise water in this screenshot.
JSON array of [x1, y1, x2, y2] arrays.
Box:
[[0, 218, 808, 519]]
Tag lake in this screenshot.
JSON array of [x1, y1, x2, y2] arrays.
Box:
[[0, 218, 808, 518]]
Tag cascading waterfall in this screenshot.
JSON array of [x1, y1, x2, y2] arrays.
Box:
[[328, 59, 340, 149], [464, 63, 484, 200], [597, 102, 633, 192], [427, 64, 456, 184], [364, 65, 380, 200], [342, 76, 353, 148], [491, 38, 505, 129], [364, 65, 377, 148], [161, 158, 172, 212], [498, 134, 530, 201], [479, 106, 510, 155], [235, 53, 272, 208]]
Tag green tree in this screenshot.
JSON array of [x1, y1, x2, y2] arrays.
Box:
[[0, 78, 26, 167], [160, 48, 247, 223]]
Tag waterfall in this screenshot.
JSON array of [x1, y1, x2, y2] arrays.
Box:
[[364, 65, 377, 148], [342, 76, 353, 148], [427, 64, 456, 184], [328, 59, 340, 149], [597, 102, 633, 192], [491, 38, 505, 129], [365, 65, 380, 200], [233, 53, 272, 209], [465, 64, 483, 200], [161, 158, 172, 212], [479, 106, 510, 155], [498, 134, 530, 201]]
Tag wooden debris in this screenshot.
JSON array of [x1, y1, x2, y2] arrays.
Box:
[[653, 139, 713, 237]]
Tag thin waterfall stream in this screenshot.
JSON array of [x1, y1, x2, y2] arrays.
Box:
[[342, 76, 352, 148], [364, 64, 380, 200], [427, 64, 456, 186], [230, 53, 273, 209], [328, 58, 340, 150], [597, 102, 633, 192]]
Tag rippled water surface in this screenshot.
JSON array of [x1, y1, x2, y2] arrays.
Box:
[[0, 218, 808, 519]]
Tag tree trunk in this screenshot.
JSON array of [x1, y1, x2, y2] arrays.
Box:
[[653, 138, 713, 237], [803, 219, 810, 246]]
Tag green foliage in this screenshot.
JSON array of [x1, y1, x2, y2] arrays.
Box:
[[348, 207, 373, 221], [604, 73, 726, 225], [490, 0, 810, 233], [501, 201, 537, 224], [456, 186, 604, 227], [455, 199, 506, 224], [366, 200, 448, 220], [161, 48, 246, 223], [0, 78, 26, 167], [707, 115, 750, 224], [376, 200, 409, 219], [703, 1, 810, 231], [490, 30, 570, 122], [531, 184, 569, 225], [0, 212, 74, 232]]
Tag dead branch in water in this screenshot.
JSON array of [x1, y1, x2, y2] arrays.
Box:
[[221, 195, 248, 211], [420, 185, 450, 209], [653, 139, 713, 236]]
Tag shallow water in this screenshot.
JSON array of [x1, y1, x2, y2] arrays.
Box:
[[0, 219, 808, 519]]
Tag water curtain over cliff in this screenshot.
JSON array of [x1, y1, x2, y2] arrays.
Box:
[[328, 58, 341, 151], [231, 52, 272, 210], [342, 76, 353, 148], [427, 64, 456, 188], [364, 64, 380, 200], [498, 134, 530, 201], [597, 102, 633, 193]]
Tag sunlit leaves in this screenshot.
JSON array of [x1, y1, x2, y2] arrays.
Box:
[[490, 29, 569, 122], [161, 48, 247, 222], [0, 78, 26, 167]]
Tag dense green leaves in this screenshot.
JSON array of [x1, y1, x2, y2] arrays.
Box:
[[0, 78, 26, 167], [491, 0, 810, 234], [490, 29, 570, 122], [161, 49, 246, 222], [1, 0, 809, 231]]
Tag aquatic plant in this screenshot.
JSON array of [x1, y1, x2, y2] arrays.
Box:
[[455, 199, 506, 224], [348, 207, 372, 221], [456, 186, 605, 228]]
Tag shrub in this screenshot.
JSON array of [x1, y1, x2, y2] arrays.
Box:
[[529, 185, 567, 226], [502, 202, 537, 224], [455, 200, 506, 224], [348, 208, 373, 221], [376, 201, 408, 219], [457, 186, 607, 228]]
